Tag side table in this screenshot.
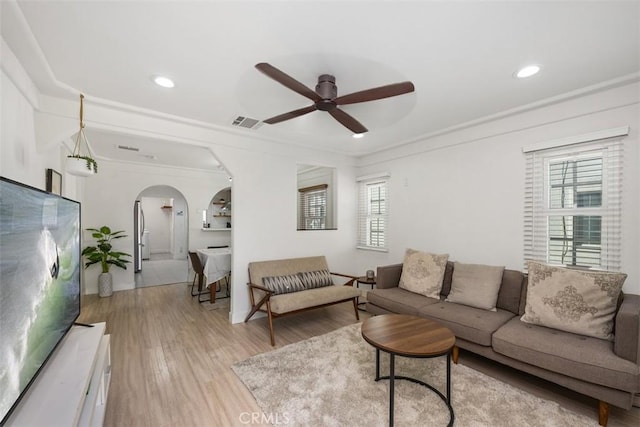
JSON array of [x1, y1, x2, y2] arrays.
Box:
[[361, 314, 456, 427], [356, 276, 376, 311]]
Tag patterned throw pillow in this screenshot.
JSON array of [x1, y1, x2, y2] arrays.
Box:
[[521, 261, 627, 340], [298, 269, 334, 289], [399, 248, 449, 299], [262, 274, 306, 295]]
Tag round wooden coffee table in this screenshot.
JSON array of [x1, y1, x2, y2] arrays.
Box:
[[361, 314, 456, 427]]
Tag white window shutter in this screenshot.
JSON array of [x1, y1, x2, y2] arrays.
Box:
[[523, 138, 624, 271], [357, 173, 390, 251]]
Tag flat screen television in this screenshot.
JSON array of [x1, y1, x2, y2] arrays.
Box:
[[0, 176, 81, 425]]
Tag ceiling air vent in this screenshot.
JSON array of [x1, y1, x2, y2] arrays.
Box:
[[117, 144, 140, 152], [231, 116, 262, 130]]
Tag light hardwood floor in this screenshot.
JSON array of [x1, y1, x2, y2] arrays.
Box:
[[78, 283, 639, 427]]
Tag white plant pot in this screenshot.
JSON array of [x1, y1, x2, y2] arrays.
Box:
[[98, 272, 113, 297], [66, 157, 95, 177]]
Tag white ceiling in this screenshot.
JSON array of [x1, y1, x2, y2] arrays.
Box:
[[3, 1, 639, 166]]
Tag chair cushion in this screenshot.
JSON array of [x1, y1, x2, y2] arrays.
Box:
[[445, 262, 505, 311], [262, 274, 305, 295], [268, 285, 360, 314], [418, 302, 515, 347], [398, 248, 449, 299], [521, 261, 627, 340], [493, 317, 640, 393]]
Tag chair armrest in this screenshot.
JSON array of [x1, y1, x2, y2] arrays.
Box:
[[614, 294, 640, 364], [330, 272, 357, 287], [376, 263, 403, 289], [247, 282, 273, 294]]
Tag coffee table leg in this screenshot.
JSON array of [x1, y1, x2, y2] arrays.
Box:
[[375, 348, 380, 380], [389, 353, 395, 427]]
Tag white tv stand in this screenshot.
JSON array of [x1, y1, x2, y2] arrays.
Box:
[[6, 322, 111, 427]]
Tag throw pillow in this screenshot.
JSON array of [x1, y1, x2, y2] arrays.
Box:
[[445, 262, 505, 311], [521, 261, 627, 340], [262, 274, 305, 295], [298, 269, 334, 289], [398, 249, 449, 299]]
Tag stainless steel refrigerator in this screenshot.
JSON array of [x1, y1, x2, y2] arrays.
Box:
[[134, 200, 145, 272]]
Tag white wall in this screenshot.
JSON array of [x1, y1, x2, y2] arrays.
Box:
[[355, 82, 640, 294]]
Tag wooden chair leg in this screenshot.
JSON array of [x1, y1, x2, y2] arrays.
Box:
[[266, 302, 275, 346], [452, 346, 459, 364], [244, 295, 269, 322], [352, 298, 360, 320], [598, 401, 609, 426]]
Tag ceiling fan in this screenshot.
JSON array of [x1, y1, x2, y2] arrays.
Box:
[[255, 63, 415, 134]]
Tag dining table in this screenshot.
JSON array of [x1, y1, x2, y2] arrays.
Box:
[[196, 247, 232, 302]]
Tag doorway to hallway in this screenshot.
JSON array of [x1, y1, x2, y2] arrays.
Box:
[[134, 185, 189, 287]]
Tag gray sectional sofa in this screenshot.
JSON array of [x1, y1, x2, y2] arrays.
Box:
[[365, 261, 640, 426]]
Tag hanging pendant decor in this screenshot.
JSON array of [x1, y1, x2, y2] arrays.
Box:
[[66, 94, 98, 177]]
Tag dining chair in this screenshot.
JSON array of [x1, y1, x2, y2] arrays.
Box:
[[188, 251, 209, 303]]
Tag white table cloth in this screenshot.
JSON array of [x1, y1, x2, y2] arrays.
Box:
[[196, 248, 231, 284]]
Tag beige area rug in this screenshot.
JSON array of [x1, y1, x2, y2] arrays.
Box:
[[232, 323, 597, 427]]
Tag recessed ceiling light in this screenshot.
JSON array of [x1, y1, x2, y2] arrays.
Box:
[[352, 133, 365, 139], [515, 65, 541, 79], [152, 75, 175, 88]]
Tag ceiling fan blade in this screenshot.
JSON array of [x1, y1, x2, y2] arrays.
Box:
[[256, 63, 322, 103], [334, 81, 415, 105], [328, 108, 368, 134], [263, 105, 317, 124]]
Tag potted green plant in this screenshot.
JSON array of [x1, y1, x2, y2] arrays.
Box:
[[67, 94, 98, 177], [82, 226, 131, 297]]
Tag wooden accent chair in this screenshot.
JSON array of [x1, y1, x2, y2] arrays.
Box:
[[244, 256, 361, 345]]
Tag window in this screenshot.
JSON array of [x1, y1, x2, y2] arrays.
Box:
[[524, 138, 623, 271], [298, 184, 327, 230], [357, 173, 389, 251]]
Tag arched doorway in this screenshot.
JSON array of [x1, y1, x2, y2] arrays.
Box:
[[133, 185, 189, 287]]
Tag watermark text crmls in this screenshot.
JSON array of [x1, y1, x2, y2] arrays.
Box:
[[239, 412, 290, 425]]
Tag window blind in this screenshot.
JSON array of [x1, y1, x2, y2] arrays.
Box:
[[356, 173, 390, 251], [298, 184, 327, 230], [524, 139, 623, 271]]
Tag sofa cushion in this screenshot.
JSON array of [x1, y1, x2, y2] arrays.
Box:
[[367, 288, 439, 316], [399, 248, 449, 299], [418, 302, 515, 347], [445, 262, 504, 311], [262, 274, 306, 295], [267, 285, 361, 314], [299, 269, 334, 289], [521, 261, 627, 340], [493, 317, 640, 393], [496, 269, 526, 315]]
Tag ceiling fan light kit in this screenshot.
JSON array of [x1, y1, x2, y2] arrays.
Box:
[[255, 62, 415, 134]]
